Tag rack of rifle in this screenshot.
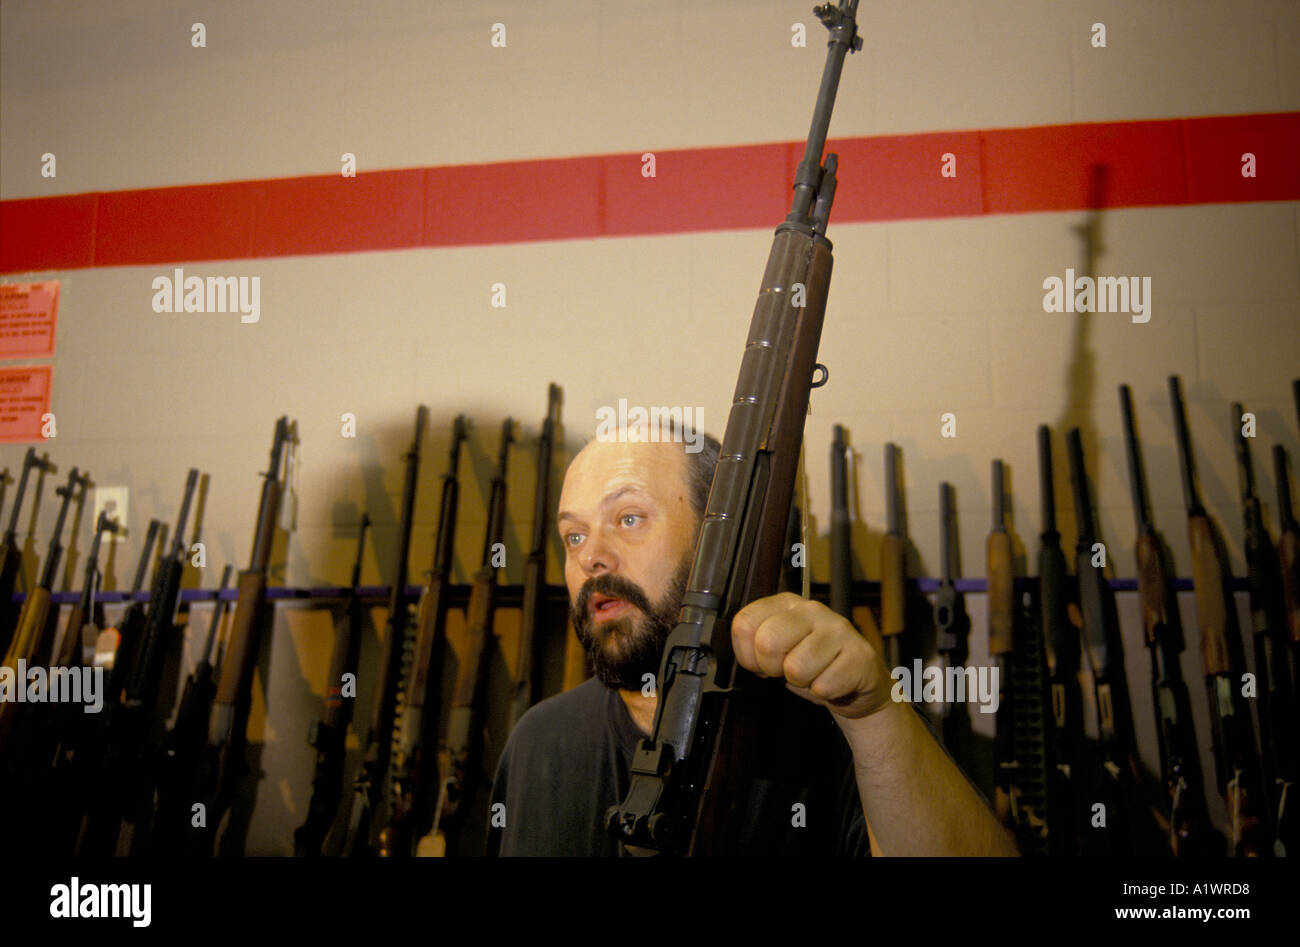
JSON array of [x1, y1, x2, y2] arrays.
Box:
[[1, 376, 1297, 857]]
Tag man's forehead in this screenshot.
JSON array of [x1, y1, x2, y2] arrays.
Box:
[[559, 439, 689, 507]]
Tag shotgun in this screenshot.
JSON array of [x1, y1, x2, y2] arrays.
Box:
[[1036, 425, 1081, 855], [987, 460, 1016, 825], [1119, 384, 1212, 854], [1169, 375, 1268, 855], [1066, 427, 1136, 854], [1230, 401, 1296, 853]]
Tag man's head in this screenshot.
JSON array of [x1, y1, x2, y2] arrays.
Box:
[[557, 429, 721, 690]]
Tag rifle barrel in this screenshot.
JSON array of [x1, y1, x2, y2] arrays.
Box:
[[1169, 376, 1203, 515], [1119, 385, 1151, 534]]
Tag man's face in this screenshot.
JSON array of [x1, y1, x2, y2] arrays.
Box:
[[556, 438, 700, 690]]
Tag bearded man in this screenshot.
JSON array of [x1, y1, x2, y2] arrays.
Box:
[[487, 430, 1017, 856]]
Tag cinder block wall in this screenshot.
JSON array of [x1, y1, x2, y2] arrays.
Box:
[[2, 0, 1296, 854]]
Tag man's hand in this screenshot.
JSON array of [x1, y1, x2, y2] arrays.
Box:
[[731, 592, 893, 720]]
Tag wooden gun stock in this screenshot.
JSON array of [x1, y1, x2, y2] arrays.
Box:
[[1188, 516, 1231, 676], [212, 569, 267, 714], [1133, 533, 1169, 647]]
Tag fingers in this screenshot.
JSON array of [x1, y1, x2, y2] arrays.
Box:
[[733, 593, 853, 683], [732, 592, 806, 674]]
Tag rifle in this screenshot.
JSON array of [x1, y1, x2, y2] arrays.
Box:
[[605, 0, 861, 855], [1119, 384, 1212, 854], [435, 417, 513, 856], [1169, 375, 1268, 855], [104, 520, 161, 705], [347, 407, 426, 855], [829, 425, 853, 623], [32, 470, 93, 668], [380, 417, 469, 858], [74, 469, 198, 855], [507, 386, 562, 735], [1065, 427, 1136, 854], [1036, 425, 1081, 855], [879, 443, 905, 669], [151, 564, 234, 854], [197, 417, 295, 854], [1275, 445, 1300, 722], [987, 460, 1016, 825], [1231, 401, 1296, 853], [0, 467, 84, 751], [294, 515, 371, 857], [934, 481, 969, 755], [0, 450, 55, 656], [52, 511, 121, 669]]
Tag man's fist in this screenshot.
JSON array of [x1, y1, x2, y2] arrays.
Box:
[[731, 592, 894, 720]]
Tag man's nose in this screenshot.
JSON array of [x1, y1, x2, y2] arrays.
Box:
[[580, 525, 619, 576]]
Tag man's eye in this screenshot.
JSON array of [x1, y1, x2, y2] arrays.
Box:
[[620, 514, 642, 528], [565, 532, 585, 546]]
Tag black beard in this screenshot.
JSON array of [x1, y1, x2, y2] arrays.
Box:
[[571, 555, 691, 690]]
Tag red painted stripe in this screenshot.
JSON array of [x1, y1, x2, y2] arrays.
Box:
[[1, 113, 1295, 274]]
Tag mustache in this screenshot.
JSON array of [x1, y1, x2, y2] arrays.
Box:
[[573, 572, 653, 618]]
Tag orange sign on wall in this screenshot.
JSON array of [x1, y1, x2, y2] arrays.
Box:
[[0, 281, 60, 358], [0, 365, 53, 442]]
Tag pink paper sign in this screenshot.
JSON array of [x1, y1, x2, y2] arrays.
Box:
[[0, 366, 53, 442], [0, 281, 60, 358]]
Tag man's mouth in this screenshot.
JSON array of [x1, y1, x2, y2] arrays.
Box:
[[589, 593, 635, 624]]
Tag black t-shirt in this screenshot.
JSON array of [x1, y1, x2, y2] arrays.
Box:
[[487, 677, 871, 856]]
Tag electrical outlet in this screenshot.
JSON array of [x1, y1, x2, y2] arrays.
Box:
[[93, 486, 128, 530]]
